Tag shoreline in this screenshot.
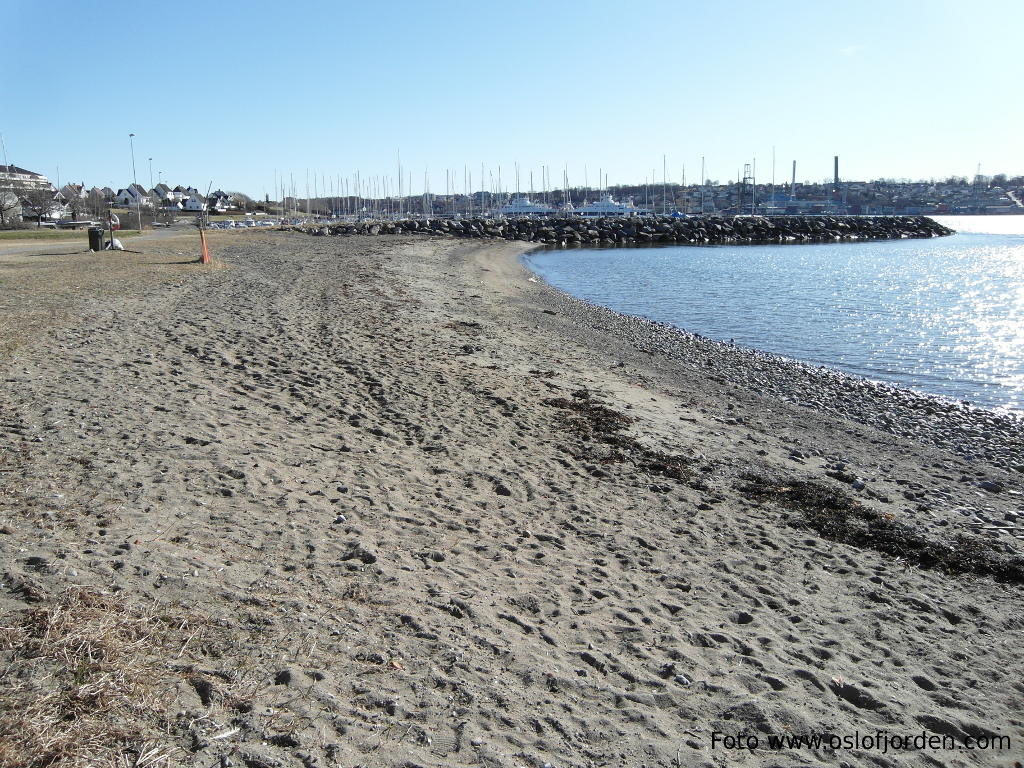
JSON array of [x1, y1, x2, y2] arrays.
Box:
[[515, 249, 1023, 470], [1, 232, 1021, 767]]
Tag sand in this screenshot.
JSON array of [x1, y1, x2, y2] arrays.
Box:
[[1, 231, 1021, 768]]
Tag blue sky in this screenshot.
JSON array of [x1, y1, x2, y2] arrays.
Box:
[[5, 0, 1022, 198]]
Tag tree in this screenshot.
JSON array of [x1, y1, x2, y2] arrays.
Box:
[[227, 191, 254, 212], [63, 190, 84, 220], [20, 187, 58, 227], [86, 189, 107, 219]]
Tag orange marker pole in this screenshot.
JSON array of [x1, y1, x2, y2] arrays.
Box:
[[199, 226, 210, 264]]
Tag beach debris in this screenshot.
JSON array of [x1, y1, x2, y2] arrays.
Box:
[[339, 541, 377, 565], [739, 474, 1024, 584], [543, 388, 694, 484]]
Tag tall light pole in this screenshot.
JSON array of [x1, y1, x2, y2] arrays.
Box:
[[129, 133, 142, 232], [148, 157, 153, 189]]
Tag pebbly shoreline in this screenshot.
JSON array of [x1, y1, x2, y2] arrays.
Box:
[[293, 213, 954, 246], [514, 252, 1023, 474]]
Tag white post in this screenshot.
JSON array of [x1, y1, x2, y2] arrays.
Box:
[[129, 133, 142, 232]]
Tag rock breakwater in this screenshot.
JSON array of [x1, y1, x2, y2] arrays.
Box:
[[292, 214, 953, 245]]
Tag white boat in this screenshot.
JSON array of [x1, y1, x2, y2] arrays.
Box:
[[576, 195, 650, 217], [494, 196, 556, 218]]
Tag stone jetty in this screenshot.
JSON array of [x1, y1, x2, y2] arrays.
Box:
[[292, 214, 953, 246]]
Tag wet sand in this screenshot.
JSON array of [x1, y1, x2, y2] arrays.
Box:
[[1, 232, 1021, 767]]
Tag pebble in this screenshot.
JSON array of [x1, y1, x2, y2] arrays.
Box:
[[524, 289, 1024, 470]]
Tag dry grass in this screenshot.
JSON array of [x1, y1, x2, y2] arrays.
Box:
[[0, 233, 234, 359], [0, 587, 197, 768]]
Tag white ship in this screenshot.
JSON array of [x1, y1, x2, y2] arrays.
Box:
[[494, 196, 556, 218], [576, 195, 650, 217]]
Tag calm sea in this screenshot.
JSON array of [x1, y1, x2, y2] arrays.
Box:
[[523, 215, 1024, 413]]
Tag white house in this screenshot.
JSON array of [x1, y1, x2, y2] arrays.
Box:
[[150, 183, 186, 210], [114, 184, 151, 208], [149, 183, 172, 201], [208, 190, 231, 212], [182, 193, 207, 212], [59, 183, 86, 201]]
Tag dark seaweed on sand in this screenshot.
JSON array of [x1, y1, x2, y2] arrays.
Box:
[[543, 389, 692, 481], [739, 475, 1024, 585]]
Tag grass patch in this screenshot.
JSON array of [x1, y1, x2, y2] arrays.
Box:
[[0, 236, 227, 358], [0, 230, 144, 242], [0, 586, 197, 767], [738, 474, 1024, 584], [206, 213, 256, 222]]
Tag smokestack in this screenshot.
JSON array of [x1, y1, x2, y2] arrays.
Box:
[[791, 160, 796, 197], [834, 155, 839, 188]]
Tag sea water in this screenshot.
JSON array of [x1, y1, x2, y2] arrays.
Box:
[[523, 216, 1024, 413]]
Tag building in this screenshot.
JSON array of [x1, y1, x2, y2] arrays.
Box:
[[0, 165, 51, 191], [182, 193, 207, 212], [208, 190, 232, 212], [114, 184, 151, 208]]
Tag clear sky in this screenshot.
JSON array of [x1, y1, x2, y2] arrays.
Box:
[[5, 0, 1022, 198]]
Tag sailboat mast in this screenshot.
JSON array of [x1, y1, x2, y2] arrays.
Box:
[[662, 154, 667, 215]]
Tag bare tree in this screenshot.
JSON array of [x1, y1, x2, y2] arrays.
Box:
[[63, 189, 84, 220], [20, 187, 58, 227], [86, 189, 108, 219], [227, 191, 254, 212]]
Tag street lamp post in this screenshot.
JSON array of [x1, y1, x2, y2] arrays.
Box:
[[148, 157, 153, 189], [129, 133, 142, 233]]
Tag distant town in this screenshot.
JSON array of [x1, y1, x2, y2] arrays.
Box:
[[1, 163, 1022, 229]]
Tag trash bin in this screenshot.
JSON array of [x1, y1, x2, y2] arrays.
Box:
[[88, 227, 104, 251]]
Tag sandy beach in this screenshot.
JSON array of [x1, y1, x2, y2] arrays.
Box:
[[1, 231, 1021, 768]]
